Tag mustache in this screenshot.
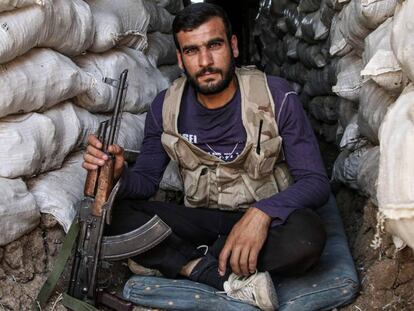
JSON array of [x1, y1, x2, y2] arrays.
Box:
[[196, 67, 222, 78]]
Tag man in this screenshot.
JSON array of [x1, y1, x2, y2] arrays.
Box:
[[83, 3, 330, 310]]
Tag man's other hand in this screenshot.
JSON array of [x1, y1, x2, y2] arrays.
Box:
[[82, 134, 125, 181], [218, 207, 271, 277]]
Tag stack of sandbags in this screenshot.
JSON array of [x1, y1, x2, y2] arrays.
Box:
[[0, 0, 182, 244], [254, 0, 338, 143]]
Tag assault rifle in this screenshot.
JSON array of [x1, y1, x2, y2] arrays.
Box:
[[35, 70, 171, 311]]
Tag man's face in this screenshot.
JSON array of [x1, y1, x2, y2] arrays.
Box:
[[176, 17, 239, 95]]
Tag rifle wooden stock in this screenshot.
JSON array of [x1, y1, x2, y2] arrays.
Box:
[[84, 168, 98, 198], [92, 158, 114, 217]]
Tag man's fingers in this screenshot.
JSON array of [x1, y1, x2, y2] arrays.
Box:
[[86, 145, 108, 160], [88, 134, 103, 149], [218, 243, 232, 276], [239, 247, 251, 277], [108, 144, 123, 156], [83, 153, 105, 167], [229, 246, 242, 276], [82, 161, 98, 171], [248, 248, 259, 274]]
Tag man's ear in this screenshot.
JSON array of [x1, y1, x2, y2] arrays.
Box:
[[176, 49, 184, 70], [230, 35, 239, 59]]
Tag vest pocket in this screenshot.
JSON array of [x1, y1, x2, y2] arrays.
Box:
[[244, 137, 281, 179], [183, 166, 210, 207]]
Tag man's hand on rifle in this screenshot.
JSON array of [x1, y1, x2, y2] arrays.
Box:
[[82, 134, 125, 181]]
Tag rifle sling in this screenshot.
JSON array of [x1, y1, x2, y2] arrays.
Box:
[[34, 219, 80, 310]]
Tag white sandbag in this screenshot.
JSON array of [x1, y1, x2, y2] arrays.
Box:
[[27, 152, 85, 232], [86, 0, 149, 52], [146, 32, 177, 67], [0, 0, 43, 13], [357, 146, 379, 205], [391, 0, 414, 84], [337, 0, 397, 54], [158, 65, 182, 84], [358, 81, 396, 145], [28, 113, 147, 231], [362, 18, 407, 95], [75, 48, 169, 113], [332, 53, 363, 102], [0, 48, 92, 118], [0, 102, 86, 178], [329, 12, 352, 56], [378, 84, 414, 221], [155, 0, 183, 14], [332, 145, 372, 189], [0, 177, 39, 246], [0, 0, 94, 63]]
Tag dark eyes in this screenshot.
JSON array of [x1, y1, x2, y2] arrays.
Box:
[[183, 42, 223, 55]]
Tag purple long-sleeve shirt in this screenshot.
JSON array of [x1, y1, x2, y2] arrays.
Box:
[[118, 75, 330, 226]]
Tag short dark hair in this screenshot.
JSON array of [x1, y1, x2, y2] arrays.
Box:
[[172, 3, 233, 50]]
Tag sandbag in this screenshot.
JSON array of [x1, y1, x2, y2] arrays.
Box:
[[358, 81, 396, 145], [308, 96, 338, 124], [0, 177, 39, 246], [339, 115, 368, 152], [326, 0, 350, 11], [332, 145, 372, 189], [362, 18, 407, 95], [86, 0, 173, 53], [0, 48, 92, 118], [297, 10, 329, 42], [357, 146, 379, 205], [320, 0, 335, 27], [378, 84, 414, 221], [158, 65, 182, 84], [332, 53, 363, 102], [338, 97, 358, 128], [303, 61, 337, 96], [0, 0, 94, 63], [155, 0, 183, 14], [0, 0, 43, 13], [298, 0, 321, 13], [146, 32, 177, 67], [283, 35, 300, 60], [75, 48, 169, 113], [283, 7, 303, 35], [329, 13, 352, 57], [338, 0, 398, 53], [391, 0, 414, 85], [27, 152, 85, 232], [0, 102, 117, 179], [297, 41, 328, 68], [281, 62, 309, 84]]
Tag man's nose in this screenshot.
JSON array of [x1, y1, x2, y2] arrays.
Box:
[[198, 47, 213, 67]]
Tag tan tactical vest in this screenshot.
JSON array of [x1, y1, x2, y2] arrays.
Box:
[[161, 67, 293, 211]]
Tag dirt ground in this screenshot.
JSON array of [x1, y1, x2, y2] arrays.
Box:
[[0, 142, 413, 310]]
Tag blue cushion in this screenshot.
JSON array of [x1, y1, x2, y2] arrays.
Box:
[[123, 194, 359, 310]]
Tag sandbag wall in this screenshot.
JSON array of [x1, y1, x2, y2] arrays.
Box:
[[0, 0, 183, 246], [254, 0, 414, 250]]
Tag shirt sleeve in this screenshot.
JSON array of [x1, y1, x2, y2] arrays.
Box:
[[117, 91, 171, 199], [254, 77, 331, 226]]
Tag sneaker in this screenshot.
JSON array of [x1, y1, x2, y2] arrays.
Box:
[[223, 271, 278, 311]]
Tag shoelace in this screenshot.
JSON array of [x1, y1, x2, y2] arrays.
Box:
[[196, 244, 209, 255], [225, 272, 259, 304]]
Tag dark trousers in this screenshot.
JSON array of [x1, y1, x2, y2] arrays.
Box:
[[107, 199, 327, 279]]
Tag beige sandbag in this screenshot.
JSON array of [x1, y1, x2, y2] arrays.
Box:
[[329, 13, 352, 57], [378, 84, 414, 221], [146, 32, 177, 67], [332, 53, 363, 102], [0, 48, 92, 118], [75, 48, 169, 113], [0, 0, 94, 64], [0, 177, 39, 246], [0, 0, 43, 13], [358, 81, 396, 145], [391, 0, 414, 84], [362, 18, 407, 95]]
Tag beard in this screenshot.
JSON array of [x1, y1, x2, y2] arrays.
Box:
[[183, 57, 236, 95]]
